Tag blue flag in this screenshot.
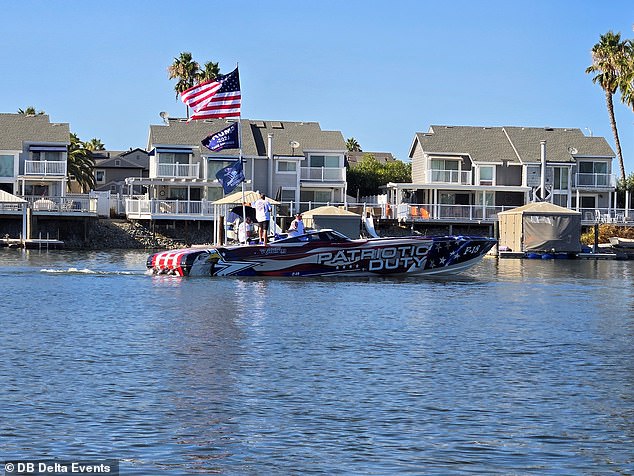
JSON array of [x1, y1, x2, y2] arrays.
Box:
[[215, 159, 245, 194], [202, 122, 240, 152]]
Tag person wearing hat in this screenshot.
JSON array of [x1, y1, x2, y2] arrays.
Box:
[[288, 213, 305, 237]]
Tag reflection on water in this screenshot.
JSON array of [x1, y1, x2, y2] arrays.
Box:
[[1, 249, 634, 474]]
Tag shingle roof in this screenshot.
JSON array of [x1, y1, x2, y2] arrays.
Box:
[[347, 151, 396, 166], [0, 113, 70, 149], [413, 125, 615, 163], [149, 118, 346, 158]]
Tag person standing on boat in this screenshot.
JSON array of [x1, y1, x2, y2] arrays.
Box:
[[288, 213, 305, 237], [254, 193, 272, 245]]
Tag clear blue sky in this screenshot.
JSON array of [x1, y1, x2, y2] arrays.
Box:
[[3, 0, 634, 171]]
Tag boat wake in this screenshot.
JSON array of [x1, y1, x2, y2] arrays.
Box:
[[40, 268, 138, 276]]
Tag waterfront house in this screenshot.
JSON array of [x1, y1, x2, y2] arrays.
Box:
[[346, 151, 396, 167], [385, 125, 617, 224], [125, 118, 347, 221], [0, 113, 70, 199], [92, 148, 149, 195]]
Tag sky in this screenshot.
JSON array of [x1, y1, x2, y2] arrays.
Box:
[[3, 0, 634, 171]]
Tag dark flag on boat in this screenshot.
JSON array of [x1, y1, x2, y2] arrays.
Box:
[[215, 159, 245, 194], [202, 122, 240, 152]]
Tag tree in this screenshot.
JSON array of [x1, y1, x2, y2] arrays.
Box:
[[346, 154, 411, 198], [618, 39, 634, 112], [67, 133, 96, 192], [17, 106, 44, 115], [346, 137, 362, 152], [167, 52, 200, 117], [85, 138, 105, 151], [586, 31, 629, 182], [198, 61, 220, 82]]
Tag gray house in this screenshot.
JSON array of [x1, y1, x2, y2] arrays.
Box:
[[386, 125, 616, 223], [93, 148, 149, 194], [125, 118, 347, 220], [0, 113, 70, 197]]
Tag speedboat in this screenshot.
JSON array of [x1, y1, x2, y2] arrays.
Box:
[[147, 229, 496, 278]]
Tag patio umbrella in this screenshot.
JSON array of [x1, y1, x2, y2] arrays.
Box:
[[231, 205, 257, 222]]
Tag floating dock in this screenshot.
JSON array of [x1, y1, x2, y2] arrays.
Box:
[[0, 238, 64, 249]]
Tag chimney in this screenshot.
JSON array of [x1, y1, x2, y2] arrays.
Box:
[[267, 133, 274, 196]]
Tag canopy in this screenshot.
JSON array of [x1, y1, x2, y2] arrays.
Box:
[[213, 190, 280, 205], [498, 201, 581, 252], [0, 190, 27, 203]]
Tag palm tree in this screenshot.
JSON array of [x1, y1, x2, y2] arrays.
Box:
[[346, 137, 362, 152], [85, 138, 105, 151], [586, 31, 629, 181], [198, 61, 220, 82], [167, 52, 200, 118], [67, 133, 96, 192], [618, 39, 634, 112], [17, 106, 45, 115]]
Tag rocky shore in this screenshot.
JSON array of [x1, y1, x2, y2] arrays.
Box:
[[64, 219, 215, 250]]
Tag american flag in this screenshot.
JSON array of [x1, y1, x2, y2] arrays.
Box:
[[180, 67, 241, 120]]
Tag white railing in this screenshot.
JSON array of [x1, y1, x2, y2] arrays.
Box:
[[428, 169, 472, 184], [300, 167, 346, 181], [23, 195, 96, 213], [125, 199, 214, 218], [151, 162, 199, 179], [574, 173, 616, 188], [396, 203, 513, 222], [24, 160, 67, 176]]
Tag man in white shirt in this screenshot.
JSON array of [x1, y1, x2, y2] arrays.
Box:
[[238, 217, 254, 244], [253, 193, 272, 245]]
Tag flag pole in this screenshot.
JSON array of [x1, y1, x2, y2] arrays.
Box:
[[238, 67, 246, 243]]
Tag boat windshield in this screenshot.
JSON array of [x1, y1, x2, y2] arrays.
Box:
[[273, 229, 350, 244]]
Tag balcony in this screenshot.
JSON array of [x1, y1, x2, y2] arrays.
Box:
[[300, 167, 345, 182], [428, 169, 472, 185], [150, 160, 199, 179], [573, 173, 616, 189], [24, 160, 67, 176], [125, 198, 214, 220]]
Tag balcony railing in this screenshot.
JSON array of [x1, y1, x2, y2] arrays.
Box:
[[150, 161, 200, 179], [125, 199, 214, 219], [23, 195, 96, 213], [396, 203, 513, 222], [574, 173, 616, 188], [300, 167, 345, 182], [24, 160, 67, 176], [428, 169, 472, 184]]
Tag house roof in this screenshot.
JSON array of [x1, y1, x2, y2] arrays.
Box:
[[0, 113, 70, 150], [412, 125, 615, 164], [497, 201, 581, 215], [346, 151, 396, 166], [149, 118, 346, 159]]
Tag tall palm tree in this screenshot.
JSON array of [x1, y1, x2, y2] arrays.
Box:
[[586, 31, 629, 181], [618, 39, 634, 112], [85, 138, 105, 151], [346, 137, 362, 152], [17, 106, 45, 115], [167, 52, 200, 118], [198, 61, 220, 82], [67, 133, 96, 192]]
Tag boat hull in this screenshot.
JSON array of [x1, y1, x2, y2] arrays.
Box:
[[148, 233, 496, 278]]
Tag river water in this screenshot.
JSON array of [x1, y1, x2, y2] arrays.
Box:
[[1, 249, 633, 475]]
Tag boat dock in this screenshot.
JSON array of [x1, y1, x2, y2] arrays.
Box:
[[1, 237, 64, 249]]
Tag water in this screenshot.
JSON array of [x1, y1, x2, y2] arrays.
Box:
[[1, 249, 634, 475]]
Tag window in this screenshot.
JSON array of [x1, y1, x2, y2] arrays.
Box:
[[552, 167, 569, 190], [31, 151, 62, 161], [277, 161, 297, 173], [280, 189, 296, 201], [168, 188, 188, 200], [207, 187, 224, 202], [309, 155, 340, 168], [115, 160, 121, 166], [300, 190, 332, 203], [0, 155, 14, 177], [207, 160, 234, 179], [96, 170, 105, 183], [159, 152, 189, 164], [578, 161, 609, 186], [478, 166, 494, 186], [431, 159, 459, 171]]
